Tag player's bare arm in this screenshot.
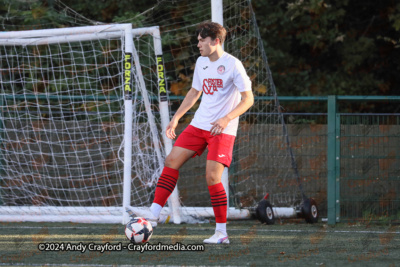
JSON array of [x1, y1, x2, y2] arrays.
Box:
[[210, 90, 254, 136], [166, 87, 202, 139]]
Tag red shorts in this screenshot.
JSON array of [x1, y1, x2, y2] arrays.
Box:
[[174, 125, 236, 167]]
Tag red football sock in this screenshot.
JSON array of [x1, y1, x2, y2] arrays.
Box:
[[208, 183, 227, 223], [153, 166, 179, 207]]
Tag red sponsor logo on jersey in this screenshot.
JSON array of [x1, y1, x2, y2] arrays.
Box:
[[202, 78, 223, 95]]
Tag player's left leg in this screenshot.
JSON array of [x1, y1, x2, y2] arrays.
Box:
[[203, 160, 230, 244], [203, 132, 235, 244]]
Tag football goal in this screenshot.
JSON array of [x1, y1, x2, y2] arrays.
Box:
[[0, 24, 178, 224], [0, 0, 317, 224]]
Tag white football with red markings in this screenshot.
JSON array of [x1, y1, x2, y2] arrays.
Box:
[[125, 217, 153, 243]]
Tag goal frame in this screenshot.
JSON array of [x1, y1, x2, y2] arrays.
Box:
[[0, 0, 291, 224], [0, 24, 180, 224]]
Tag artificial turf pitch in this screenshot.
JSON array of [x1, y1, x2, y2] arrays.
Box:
[[0, 220, 399, 266]]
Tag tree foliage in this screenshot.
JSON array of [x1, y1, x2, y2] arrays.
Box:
[[1, 0, 399, 96], [252, 0, 400, 96]]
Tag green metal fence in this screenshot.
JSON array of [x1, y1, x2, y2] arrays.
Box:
[[328, 96, 400, 225], [339, 114, 400, 223], [1, 94, 398, 224], [279, 95, 400, 225], [173, 95, 400, 225], [173, 95, 400, 224]]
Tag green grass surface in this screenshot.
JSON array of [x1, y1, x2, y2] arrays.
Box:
[[0, 220, 399, 266]]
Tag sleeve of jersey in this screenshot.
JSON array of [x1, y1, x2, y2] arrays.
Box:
[[233, 60, 252, 92], [191, 59, 202, 91]]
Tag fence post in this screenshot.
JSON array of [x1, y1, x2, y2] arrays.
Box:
[[327, 95, 338, 225], [335, 112, 341, 223]]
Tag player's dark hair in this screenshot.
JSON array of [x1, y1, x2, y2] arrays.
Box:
[[196, 21, 226, 44]]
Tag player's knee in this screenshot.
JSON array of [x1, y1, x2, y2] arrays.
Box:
[[164, 154, 182, 169], [164, 154, 175, 168], [206, 173, 221, 186]]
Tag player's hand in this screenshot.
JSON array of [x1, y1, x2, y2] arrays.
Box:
[[166, 118, 179, 139], [210, 117, 230, 136]]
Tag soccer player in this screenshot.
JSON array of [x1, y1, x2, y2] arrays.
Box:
[[148, 21, 253, 244]]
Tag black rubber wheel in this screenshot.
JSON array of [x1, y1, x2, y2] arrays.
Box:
[[302, 198, 319, 224], [256, 199, 275, 225]]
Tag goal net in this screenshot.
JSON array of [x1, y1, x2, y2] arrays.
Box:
[[126, 0, 305, 219], [138, 0, 306, 217], [0, 0, 309, 223], [0, 24, 168, 223]]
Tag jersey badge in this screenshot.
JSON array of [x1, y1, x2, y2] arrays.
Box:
[[217, 65, 225, 75]]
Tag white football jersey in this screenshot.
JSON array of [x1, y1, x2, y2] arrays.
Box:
[[190, 52, 252, 136]]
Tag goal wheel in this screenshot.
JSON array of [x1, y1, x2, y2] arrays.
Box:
[[301, 198, 318, 224], [256, 199, 275, 225]]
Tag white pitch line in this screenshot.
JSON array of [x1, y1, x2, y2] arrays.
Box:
[[261, 229, 400, 234], [165, 227, 400, 235], [1, 226, 399, 235]]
